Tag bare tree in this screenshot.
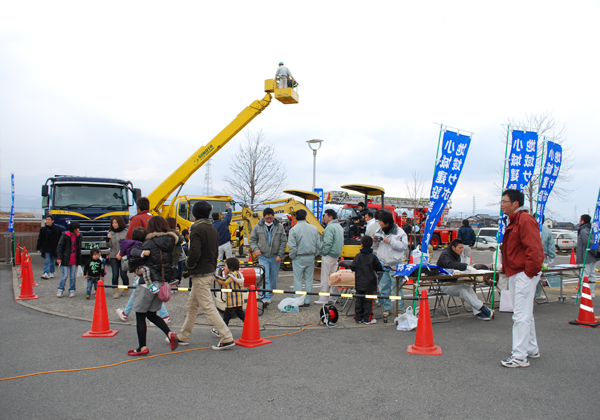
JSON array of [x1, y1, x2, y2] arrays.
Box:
[[223, 129, 288, 205], [405, 170, 428, 208], [493, 111, 575, 215]]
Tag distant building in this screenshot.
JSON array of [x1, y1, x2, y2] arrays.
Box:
[[551, 220, 576, 230]]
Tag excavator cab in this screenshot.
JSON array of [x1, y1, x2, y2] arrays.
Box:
[[265, 79, 299, 104], [339, 184, 386, 245]]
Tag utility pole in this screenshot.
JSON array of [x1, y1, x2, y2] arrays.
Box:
[[203, 159, 213, 196], [472, 195, 476, 216]]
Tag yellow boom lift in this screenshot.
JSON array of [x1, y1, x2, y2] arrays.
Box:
[[146, 77, 299, 231]]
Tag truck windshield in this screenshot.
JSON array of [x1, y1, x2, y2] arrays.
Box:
[[185, 200, 230, 221], [54, 184, 127, 209]]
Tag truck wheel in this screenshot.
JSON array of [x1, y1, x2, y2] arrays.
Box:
[[430, 234, 441, 250]]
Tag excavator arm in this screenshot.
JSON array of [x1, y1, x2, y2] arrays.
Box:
[[147, 93, 272, 214]]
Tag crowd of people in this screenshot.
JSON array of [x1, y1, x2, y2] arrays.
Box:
[[35, 189, 598, 366]]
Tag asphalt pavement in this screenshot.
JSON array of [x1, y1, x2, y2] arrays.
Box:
[[1, 249, 597, 419]]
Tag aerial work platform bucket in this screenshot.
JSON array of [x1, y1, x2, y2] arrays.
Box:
[[264, 79, 299, 104]]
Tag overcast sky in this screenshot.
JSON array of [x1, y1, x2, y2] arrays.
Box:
[[1, 0, 599, 222]]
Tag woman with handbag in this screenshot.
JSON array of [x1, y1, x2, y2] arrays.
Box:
[[128, 216, 179, 356], [107, 216, 130, 299]]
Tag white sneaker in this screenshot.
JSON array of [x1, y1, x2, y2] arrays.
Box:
[[116, 308, 128, 322], [162, 316, 171, 324], [69, 291, 75, 298], [383, 310, 391, 317], [41, 273, 49, 279], [49, 273, 55, 278], [364, 319, 377, 325], [57, 290, 64, 298], [501, 355, 530, 368], [592, 293, 596, 299]]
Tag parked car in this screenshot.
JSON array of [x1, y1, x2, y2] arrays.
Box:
[[474, 236, 499, 251], [477, 227, 499, 242], [552, 230, 577, 251]]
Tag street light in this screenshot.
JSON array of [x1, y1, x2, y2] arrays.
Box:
[[306, 139, 324, 192]]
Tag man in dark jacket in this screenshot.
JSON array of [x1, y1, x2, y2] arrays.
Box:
[[213, 202, 233, 262], [37, 215, 63, 279], [178, 201, 234, 350], [576, 214, 598, 299], [499, 189, 544, 368], [436, 239, 493, 321], [351, 236, 383, 324], [456, 219, 476, 263]]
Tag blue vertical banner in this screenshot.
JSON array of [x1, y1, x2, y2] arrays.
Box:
[[498, 130, 539, 242], [535, 141, 562, 232], [313, 188, 324, 221], [590, 187, 600, 251], [420, 130, 472, 253], [8, 173, 15, 233]]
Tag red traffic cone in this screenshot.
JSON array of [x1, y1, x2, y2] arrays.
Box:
[[407, 289, 442, 355], [569, 277, 600, 328], [569, 249, 576, 264], [15, 255, 38, 301], [82, 281, 119, 337], [234, 285, 272, 348], [18, 252, 38, 287], [15, 243, 21, 266]]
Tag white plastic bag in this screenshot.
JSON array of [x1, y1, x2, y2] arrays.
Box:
[[500, 288, 513, 313], [76, 265, 84, 278], [395, 306, 419, 331], [278, 295, 305, 313], [411, 249, 429, 264]]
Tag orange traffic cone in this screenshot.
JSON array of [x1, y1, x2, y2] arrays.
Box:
[[569, 249, 576, 264], [82, 281, 119, 337], [409, 254, 413, 264], [15, 255, 38, 301], [234, 285, 272, 348], [18, 247, 28, 278], [15, 243, 21, 266], [407, 289, 442, 355], [28, 254, 39, 287], [569, 277, 600, 328]]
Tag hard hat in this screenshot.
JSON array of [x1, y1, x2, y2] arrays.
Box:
[[279, 62, 284, 65]]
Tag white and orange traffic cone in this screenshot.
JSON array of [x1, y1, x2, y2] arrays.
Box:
[[569, 277, 600, 328]]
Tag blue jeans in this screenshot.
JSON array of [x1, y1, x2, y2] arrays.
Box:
[[110, 258, 129, 286], [58, 265, 77, 292], [86, 277, 99, 296], [259, 255, 280, 301], [43, 252, 56, 274], [124, 277, 169, 318], [379, 270, 404, 312]]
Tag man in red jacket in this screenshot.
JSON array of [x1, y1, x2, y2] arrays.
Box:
[[500, 189, 544, 368], [126, 197, 153, 240]]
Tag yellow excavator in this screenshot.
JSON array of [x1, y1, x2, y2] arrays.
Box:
[[146, 77, 299, 231]]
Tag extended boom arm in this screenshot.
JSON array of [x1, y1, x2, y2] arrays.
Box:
[[147, 92, 273, 213]]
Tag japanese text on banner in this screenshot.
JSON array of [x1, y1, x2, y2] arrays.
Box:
[[420, 131, 471, 253], [313, 188, 324, 222], [535, 141, 562, 233], [498, 130, 539, 243], [591, 188, 600, 251]]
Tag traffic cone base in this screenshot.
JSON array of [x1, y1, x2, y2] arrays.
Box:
[[234, 285, 272, 348], [407, 289, 442, 356], [569, 277, 600, 328], [83, 280, 118, 337]]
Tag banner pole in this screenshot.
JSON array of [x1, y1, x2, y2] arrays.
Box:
[[413, 124, 445, 314], [491, 126, 511, 308]]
